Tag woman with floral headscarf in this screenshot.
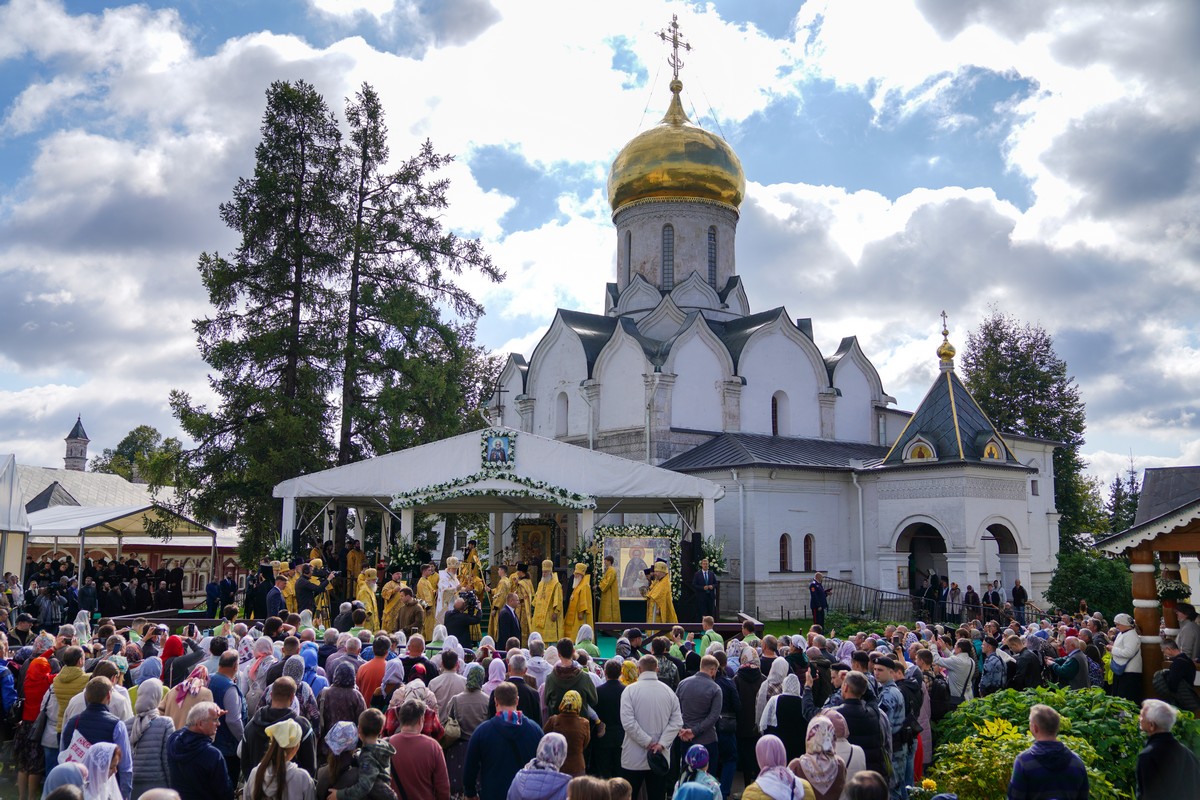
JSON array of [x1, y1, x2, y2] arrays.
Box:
[[401, 679, 443, 741], [742, 734, 814, 800], [123, 677, 174, 800], [507, 731, 570, 800], [815, 710, 864, 790], [318, 662, 366, 758], [315, 721, 359, 799], [444, 663, 490, 793], [755, 658, 790, 735], [159, 664, 213, 729], [735, 647, 766, 786], [674, 743, 722, 800], [787, 717, 844, 800], [544, 690, 590, 776], [242, 636, 277, 714]]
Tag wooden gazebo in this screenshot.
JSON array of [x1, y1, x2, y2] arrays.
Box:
[[1096, 466, 1200, 698]]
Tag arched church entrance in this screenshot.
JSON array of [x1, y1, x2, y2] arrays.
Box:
[[981, 522, 1019, 593], [896, 522, 948, 593]]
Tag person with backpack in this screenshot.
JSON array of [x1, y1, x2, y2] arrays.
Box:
[[978, 637, 1007, 696]]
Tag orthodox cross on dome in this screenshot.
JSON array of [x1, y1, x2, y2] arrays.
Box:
[[657, 14, 692, 80], [937, 310, 957, 369], [940, 310, 949, 336]]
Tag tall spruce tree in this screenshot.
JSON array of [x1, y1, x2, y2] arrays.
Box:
[[1106, 459, 1142, 533], [170, 80, 345, 561], [961, 310, 1092, 552], [336, 83, 502, 465]]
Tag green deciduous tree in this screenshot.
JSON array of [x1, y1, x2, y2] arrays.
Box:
[[90, 424, 182, 485], [1045, 549, 1132, 621], [961, 310, 1092, 552]]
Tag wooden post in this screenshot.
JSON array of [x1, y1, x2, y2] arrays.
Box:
[[1130, 547, 1162, 699], [1160, 550, 1181, 637]]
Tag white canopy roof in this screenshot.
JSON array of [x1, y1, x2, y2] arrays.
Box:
[[0, 455, 29, 534], [27, 504, 216, 539], [273, 427, 725, 514]]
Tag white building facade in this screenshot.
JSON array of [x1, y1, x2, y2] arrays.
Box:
[[486, 78, 1060, 614]]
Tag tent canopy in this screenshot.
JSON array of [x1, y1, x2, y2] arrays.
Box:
[[27, 504, 215, 539], [273, 427, 725, 515], [0, 455, 29, 534]]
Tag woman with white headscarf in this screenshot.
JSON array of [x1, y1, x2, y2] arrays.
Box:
[[755, 658, 791, 734], [575, 625, 600, 658], [123, 678, 175, 799], [506, 732, 570, 800], [759, 673, 807, 759], [80, 741, 123, 800]]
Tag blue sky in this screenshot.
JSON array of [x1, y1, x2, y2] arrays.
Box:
[[1, 0, 1199, 489]]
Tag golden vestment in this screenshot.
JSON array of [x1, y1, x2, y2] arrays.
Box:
[[598, 566, 620, 623], [532, 577, 564, 642], [565, 575, 593, 641], [645, 573, 677, 624]]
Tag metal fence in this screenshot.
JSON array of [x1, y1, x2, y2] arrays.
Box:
[[822, 576, 927, 623]]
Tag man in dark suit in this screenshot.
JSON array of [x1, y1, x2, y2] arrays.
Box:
[[692, 558, 718, 620], [593, 657, 626, 777], [497, 591, 522, 647], [265, 575, 287, 619]]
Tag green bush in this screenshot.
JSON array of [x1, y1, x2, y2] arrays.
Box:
[[933, 686, 1200, 795], [930, 717, 1120, 800], [1045, 549, 1131, 621]]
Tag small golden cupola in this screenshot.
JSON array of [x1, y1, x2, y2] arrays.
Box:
[[937, 310, 957, 371]]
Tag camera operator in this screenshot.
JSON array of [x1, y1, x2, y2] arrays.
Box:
[[35, 582, 68, 635]]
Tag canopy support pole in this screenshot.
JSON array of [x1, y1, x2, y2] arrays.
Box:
[[211, 529, 218, 585], [79, 529, 86, 575], [115, 533, 122, 562], [281, 495, 297, 546]]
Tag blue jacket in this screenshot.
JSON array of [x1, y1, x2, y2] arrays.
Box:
[[61, 703, 133, 799], [506, 767, 570, 800], [209, 672, 246, 756], [464, 715, 543, 800], [168, 727, 234, 800], [0, 660, 16, 713], [1007, 740, 1088, 800], [266, 586, 286, 618]]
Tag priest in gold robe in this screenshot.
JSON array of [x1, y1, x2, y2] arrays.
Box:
[[645, 560, 677, 625], [513, 562, 534, 642], [598, 555, 620, 623], [531, 559, 563, 641], [416, 563, 438, 641], [380, 566, 407, 633], [357, 567, 380, 630], [462, 540, 483, 586], [565, 562, 593, 641], [488, 565, 512, 641]]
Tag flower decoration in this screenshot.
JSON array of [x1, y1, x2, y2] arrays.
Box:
[[593, 524, 683, 600], [391, 470, 594, 510], [1156, 577, 1192, 601]]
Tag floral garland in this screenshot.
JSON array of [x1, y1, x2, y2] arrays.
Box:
[[1156, 577, 1192, 601], [699, 535, 730, 575], [391, 470, 594, 510], [480, 428, 516, 470], [593, 524, 683, 600]]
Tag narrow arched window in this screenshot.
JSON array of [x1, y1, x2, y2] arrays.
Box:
[[779, 533, 792, 572], [662, 224, 675, 290], [707, 226, 717, 287], [771, 391, 789, 436], [555, 392, 569, 437], [803, 534, 815, 572], [624, 230, 632, 285]]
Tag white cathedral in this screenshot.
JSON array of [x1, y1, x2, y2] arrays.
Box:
[[486, 76, 1060, 612]]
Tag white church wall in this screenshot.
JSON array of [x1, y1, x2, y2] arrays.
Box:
[[527, 329, 589, 439], [832, 361, 873, 443], [595, 335, 649, 432], [666, 332, 727, 432], [614, 201, 738, 291], [738, 333, 822, 437], [880, 409, 912, 447], [498, 366, 525, 429]]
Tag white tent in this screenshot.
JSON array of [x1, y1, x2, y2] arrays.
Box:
[[27, 503, 218, 569], [0, 455, 30, 577], [273, 426, 725, 551]]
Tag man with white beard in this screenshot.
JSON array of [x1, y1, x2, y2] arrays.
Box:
[[357, 568, 380, 629], [436, 556, 462, 625]]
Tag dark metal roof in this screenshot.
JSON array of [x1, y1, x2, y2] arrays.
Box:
[[556, 310, 619, 378], [661, 432, 889, 472], [707, 309, 787, 371], [1134, 467, 1200, 526], [66, 416, 88, 441], [25, 481, 80, 514], [882, 369, 1019, 467]]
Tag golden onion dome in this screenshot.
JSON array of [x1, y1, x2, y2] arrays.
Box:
[[608, 79, 745, 214], [937, 323, 957, 363]]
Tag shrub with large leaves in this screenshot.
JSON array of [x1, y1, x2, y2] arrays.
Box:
[[930, 718, 1119, 800], [934, 686, 1200, 795]]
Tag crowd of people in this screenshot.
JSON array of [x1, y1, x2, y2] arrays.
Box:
[[1, 552, 1199, 800]]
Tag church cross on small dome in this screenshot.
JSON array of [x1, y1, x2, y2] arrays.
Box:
[[657, 14, 692, 81], [937, 310, 957, 370]]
